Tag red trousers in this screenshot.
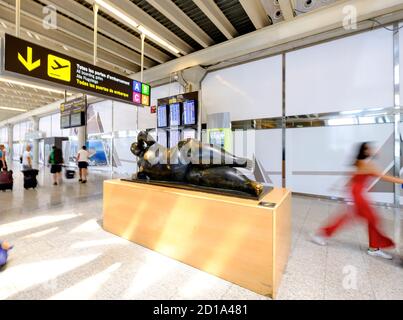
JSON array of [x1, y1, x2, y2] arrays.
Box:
[[320, 191, 394, 249]]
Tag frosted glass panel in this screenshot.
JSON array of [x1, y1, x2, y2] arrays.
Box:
[[286, 124, 394, 204], [51, 113, 62, 137], [39, 115, 52, 137], [13, 123, 20, 141]]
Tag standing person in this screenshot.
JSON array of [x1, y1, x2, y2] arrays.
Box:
[[0, 144, 7, 171], [311, 142, 401, 260], [22, 145, 33, 170], [48, 145, 63, 186], [77, 146, 90, 183]]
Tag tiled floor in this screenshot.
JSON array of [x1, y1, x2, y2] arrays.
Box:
[[0, 166, 402, 300]]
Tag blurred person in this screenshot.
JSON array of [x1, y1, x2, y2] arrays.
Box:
[[22, 145, 33, 170], [0, 240, 13, 269], [48, 145, 64, 186], [311, 142, 401, 260], [76, 145, 91, 183], [0, 144, 7, 171]]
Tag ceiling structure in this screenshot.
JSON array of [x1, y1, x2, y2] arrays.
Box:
[[0, 0, 402, 122]]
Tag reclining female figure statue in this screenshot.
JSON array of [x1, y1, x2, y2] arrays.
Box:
[[130, 131, 263, 197]]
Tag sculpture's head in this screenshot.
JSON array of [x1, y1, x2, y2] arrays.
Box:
[[130, 131, 156, 158]]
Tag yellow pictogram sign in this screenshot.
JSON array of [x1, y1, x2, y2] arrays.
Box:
[[18, 47, 41, 72], [48, 54, 71, 82]]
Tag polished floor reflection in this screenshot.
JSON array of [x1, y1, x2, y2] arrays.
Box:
[[0, 167, 402, 300]]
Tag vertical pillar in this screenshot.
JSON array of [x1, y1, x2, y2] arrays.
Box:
[[93, 3, 99, 66], [7, 124, 13, 164], [31, 116, 39, 168], [77, 126, 86, 151], [15, 0, 20, 37], [282, 53, 286, 188], [393, 23, 401, 252]]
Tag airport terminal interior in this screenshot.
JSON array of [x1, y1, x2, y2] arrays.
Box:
[[1, 0, 403, 300]]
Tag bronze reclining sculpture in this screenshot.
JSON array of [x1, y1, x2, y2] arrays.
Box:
[[130, 131, 264, 197]]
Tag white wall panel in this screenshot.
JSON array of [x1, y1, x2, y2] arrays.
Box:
[[113, 101, 137, 132], [286, 124, 394, 204], [201, 55, 282, 122], [286, 28, 394, 116]]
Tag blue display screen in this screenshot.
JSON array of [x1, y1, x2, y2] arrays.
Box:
[[169, 103, 181, 126], [183, 100, 196, 125], [169, 130, 181, 148], [157, 105, 168, 128]]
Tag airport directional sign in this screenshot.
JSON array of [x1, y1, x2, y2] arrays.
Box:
[[0, 33, 151, 106]]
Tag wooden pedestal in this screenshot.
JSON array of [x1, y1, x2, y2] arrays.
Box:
[[103, 179, 291, 298]]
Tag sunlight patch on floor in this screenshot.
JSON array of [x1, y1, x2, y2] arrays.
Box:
[[49, 263, 122, 300]]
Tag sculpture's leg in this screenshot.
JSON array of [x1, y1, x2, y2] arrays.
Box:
[[186, 166, 263, 197]]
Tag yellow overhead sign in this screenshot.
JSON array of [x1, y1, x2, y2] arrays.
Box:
[[47, 54, 71, 82]]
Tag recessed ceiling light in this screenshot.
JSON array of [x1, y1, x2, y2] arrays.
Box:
[[1, 22, 7, 29], [34, 34, 41, 41], [26, 31, 33, 38], [0, 78, 71, 95], [94, 0, 181, 55], [63, 45, 69, 51], [0, 106, 27, 112]]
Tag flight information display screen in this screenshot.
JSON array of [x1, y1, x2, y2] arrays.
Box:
[[70, 112, 82, 127], [169, 103, 181, 126], [183, 100, 197, 125], [157, 105, 168, 128], [169, 130, 181, 148]]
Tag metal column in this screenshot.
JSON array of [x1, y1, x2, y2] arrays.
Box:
[[393, 23, 401, 252], [93, 3, 99, 66], [15, 0, 20, 37], [282, 53, 286, 188]]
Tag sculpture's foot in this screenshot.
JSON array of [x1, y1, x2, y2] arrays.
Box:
[[250, 181, 264, 196]]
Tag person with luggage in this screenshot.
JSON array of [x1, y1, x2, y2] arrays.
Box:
[[0, 240, 13, 270], [22, 145, 33, 170], [48, 145, 63, 186], [77, 146, 91, 184], [0, 144, 7, 171]]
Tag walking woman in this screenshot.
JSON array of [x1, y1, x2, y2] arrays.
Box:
[[312, 142, 401, 260], [0, 144, 7, 171]]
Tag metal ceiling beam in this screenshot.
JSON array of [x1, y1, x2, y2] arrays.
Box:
[[0, 6, 141, 74], [146, 0, 214, 48], [278, 0, 295, 21], [84, 0, 192, 56], [192, 0, 237, 39], [137, 0, 403, 82], [41, 0, 170, 64], [2, 0, 155, 69], [239, 0, 271, 29]]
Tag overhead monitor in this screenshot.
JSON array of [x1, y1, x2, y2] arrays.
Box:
[[157, 105, 168, 128], [169, 103, 181, 127], [169, 129, 181, 148], [183, 100, 197, 125]]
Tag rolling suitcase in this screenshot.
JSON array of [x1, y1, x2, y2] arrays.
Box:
[[22, 169, 39, 189], [65, 168, 76, 179], [0, 170, 13, 191]]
